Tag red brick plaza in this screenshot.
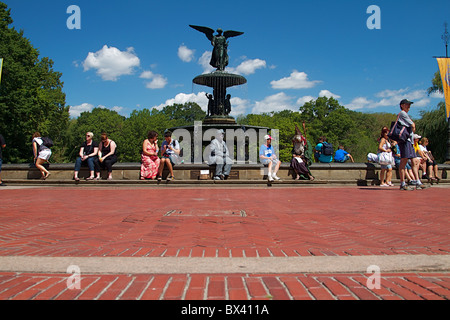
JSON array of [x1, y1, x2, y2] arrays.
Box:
[[0, 185, 448, 305]]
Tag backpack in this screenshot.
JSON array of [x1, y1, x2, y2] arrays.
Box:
[[41, 137, 54, 148], [321, 141, 333, 156]]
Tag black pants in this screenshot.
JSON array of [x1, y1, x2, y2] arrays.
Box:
[[100, 155, 117, 173]]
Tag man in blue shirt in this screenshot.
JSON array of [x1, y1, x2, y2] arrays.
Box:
[[334, 145, 354, 163]]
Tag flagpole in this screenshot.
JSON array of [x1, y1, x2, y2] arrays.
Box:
[[441, 23, 450, 163]]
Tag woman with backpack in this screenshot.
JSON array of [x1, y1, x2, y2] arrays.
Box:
[[32, 132, 51, 180]]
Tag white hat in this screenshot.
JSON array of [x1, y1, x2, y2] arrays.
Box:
[[264, 134, 272, 140], [413, 134, 421, 140]]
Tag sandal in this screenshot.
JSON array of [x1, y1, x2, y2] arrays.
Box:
[[86, 177, 95, 181]]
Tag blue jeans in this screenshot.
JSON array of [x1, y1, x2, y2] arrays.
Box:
[[74, 156, 99, 172]]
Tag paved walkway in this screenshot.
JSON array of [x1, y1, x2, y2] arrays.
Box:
[[0, 185, 449, 302]]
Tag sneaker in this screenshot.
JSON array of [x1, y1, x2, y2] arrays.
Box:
[[213, 176, 222, 180], [416, 183, 429, 190], [380, 183, 389, 187], [167, 176, 174, 181], [272, 174, 281, 181], [267, 173, 274, 182], [400, 184, 414, 191]]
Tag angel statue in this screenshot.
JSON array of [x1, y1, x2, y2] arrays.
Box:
[[190, 25, 244, 71]]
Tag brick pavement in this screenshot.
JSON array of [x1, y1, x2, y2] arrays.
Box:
[[0, 185, 449, 303]]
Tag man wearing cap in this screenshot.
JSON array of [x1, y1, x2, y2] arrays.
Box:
[[208, 129, 232, 180], [397, 99, 428, 190], [259, 134, 281, 181]]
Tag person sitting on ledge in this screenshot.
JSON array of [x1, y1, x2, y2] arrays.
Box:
[[73, 132, 101, 181], [334, 145, 354, 163], [259, 134, 281, 181], [208, 129, 232, 180], [140, 130, 160, 180], [98, 133, 117, 180], [314, 136, 333, 163], [157, 130, 180, 181]]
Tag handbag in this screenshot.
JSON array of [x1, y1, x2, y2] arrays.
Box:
[[378, 152, 393, 165], [388, 113, 410, 142]]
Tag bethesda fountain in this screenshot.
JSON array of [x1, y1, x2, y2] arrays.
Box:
[[168, 25, 272, 165], [190, 25, 247, 124]]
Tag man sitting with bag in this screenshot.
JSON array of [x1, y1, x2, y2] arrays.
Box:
[[157, 130, 180, 181]]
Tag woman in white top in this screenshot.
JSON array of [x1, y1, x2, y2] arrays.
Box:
[[419, 137, 440, 183], [377, 127, 393, 187], [32, 132, 51, 179]]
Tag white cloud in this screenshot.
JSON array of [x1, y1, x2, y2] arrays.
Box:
[[178, 44, 195, 62], [229, 97, 251, 117], [153, 92, 209, 111], [345, 97, 374, 111], [140, 70, 168, 89], [296, 96, 315, 106], [319, 90, 341, 99], [270, 70, 321, 89], [199, 51, 215, 74], [69, 103, 125, 118], [345, 88, 431, 111], [83, 45, 140, 81], [145, 74, 168, 89], [139, 70, 153, 79], [251, 92, 296, 114], [228, 59, 267, 75], [69, 103, 95, 118]]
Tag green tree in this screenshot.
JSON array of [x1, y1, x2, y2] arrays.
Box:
[[427, 70, 443, 95], [64, 108, 125, 161], [0, 2, 69, 162]]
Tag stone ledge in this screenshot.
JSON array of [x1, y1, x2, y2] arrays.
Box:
[[1, 162, 448, 184]]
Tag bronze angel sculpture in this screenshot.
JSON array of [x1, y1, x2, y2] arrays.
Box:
[[189, 25, 244, 71]]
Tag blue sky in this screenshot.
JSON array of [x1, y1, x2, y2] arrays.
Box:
[[4, 0, 449, 119]]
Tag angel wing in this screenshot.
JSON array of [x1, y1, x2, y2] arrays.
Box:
[[189, 25, 215, 41], [223, 30, 244, 39]]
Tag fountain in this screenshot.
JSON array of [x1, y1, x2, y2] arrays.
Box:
[[190, 25, 248, 124], [168, 25, 272, 164]]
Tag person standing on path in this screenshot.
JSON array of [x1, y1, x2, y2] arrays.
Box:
[[396, 99, 428, 190]]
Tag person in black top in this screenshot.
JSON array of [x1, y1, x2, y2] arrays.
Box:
[[0, 133, 6, 186], [73, 132, 101, 181], [98, 132, 117, 180]]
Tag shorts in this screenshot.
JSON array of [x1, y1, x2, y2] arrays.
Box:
[[261, 158, 280, 166], [380, 163, 392, 170], [398, 141, 415, 159], [38, 149, 52, 161], [162, 154, 175, 166]]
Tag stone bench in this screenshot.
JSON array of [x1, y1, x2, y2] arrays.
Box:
[[1, 162, 448, 185]]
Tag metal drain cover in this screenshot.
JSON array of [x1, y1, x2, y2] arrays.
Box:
[[164, 209, 247, 217]]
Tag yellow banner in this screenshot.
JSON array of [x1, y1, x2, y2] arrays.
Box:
[[436, 57, 450, 119]]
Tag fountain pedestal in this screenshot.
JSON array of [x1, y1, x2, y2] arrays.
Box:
[[193, 71, 247, 124]]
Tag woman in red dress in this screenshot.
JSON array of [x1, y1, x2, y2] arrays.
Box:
[[140, 131, 160, 180]]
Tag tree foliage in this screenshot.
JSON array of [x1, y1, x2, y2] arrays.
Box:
[[1, 2, 447, 165], [0, 2, 69, 162]]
